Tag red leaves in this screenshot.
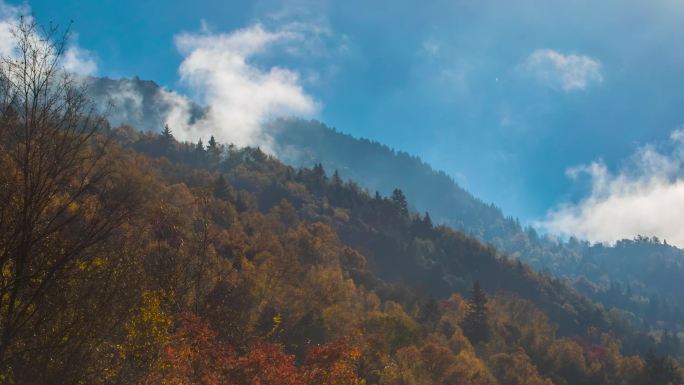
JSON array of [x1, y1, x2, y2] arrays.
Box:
[[146, 313, 233, 385], [303, 336, 363, 385], [149, 313, 363, 385], [232, 342, 302, 385]]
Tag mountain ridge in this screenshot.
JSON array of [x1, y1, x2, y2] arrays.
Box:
[[88, 76, 684, 335]]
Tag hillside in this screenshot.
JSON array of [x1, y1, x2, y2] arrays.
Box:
[[3, 8, 684, 385], [88, 77, 684, 336], [109, 125, 682, 384], [2, 58, 682, 382]]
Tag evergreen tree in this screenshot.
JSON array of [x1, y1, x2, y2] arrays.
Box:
[[332, 170, 342, 186], [194, 139, 206, 165], [207, 135, 218, 150], [213, 174, 234, 201], [305, 163, 327, 195], [207, 135, 221, 167], [391, 188, 408, 215], [313, 163, 326, 180], [423, 212, 432, 228], [461, 281, 490, 345], [159, 124, 175, 155], [162, 124, 174, 141]]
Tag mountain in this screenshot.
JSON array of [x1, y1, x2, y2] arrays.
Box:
[[108, 126, 678, 384], [3, 66, 683, 383], [87, 76, 684, 335], [267, 117, 684, 333], [4, 17, 684, 384], [86, 77, 523, 244]]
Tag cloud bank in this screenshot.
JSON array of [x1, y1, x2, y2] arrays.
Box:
[[538, 128, 684, 247], [523, 49, 603, 91], [162, 23, 319, 152]]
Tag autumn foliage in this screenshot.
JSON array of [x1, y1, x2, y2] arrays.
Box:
[[0, 18, 682, 385], [145, 313, 363, 385]]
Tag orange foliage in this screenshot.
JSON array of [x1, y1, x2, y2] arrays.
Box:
[[145, 313, 234, 385], [303, 336, 363, 385], [149, 313, 363, 385], [232, 342, 302, 385]]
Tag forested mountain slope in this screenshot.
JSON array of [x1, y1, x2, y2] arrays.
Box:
[[87, 77, 684, 336], [2, 76, 681, 383], [2, 20, 682, 385], [268, 117, 684, 333], [110, 125, 680, 384]]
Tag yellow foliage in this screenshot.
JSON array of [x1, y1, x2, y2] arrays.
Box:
[[449, 349, 498, 385], [119, 290, 173, 365], [488, 350, 554, 385]]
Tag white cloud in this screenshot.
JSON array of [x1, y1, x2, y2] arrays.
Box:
[[537, 127, 684, 247], [163, 23, 319, 151], [0, 1, 28, 57], [155, 87, 193, 130], [0, 1, 97, 76], [523, 49, 603, 91], [62, 44, 98, 76]]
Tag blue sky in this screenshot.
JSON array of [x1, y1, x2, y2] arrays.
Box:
[[16, 0, 684, 244]]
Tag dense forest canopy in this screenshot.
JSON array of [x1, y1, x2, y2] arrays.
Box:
[[87, 77, 684, 338], [0, 17, 682, 385]]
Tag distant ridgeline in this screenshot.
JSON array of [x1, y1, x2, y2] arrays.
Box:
[[89, 76, 684, 335]]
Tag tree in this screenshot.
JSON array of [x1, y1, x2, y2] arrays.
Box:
[[412, 212, 433, 237], [145, 313, 235, 385], [423, 212, 433, 229], [313, 163, 326, 179], [207, 135, 221, 167], [461, 282, 490, 345], [304, 163, 327, 195], [208, 135, 218, 150], [159, 124, 175, 155], [162, 124, 174, 142], [192, 138, 206, 166], [488, 351, 553, 385], [213, 174, 234, 201], [391, 188, 408, 215], [332, 170, 343, 186], [0, 18, 133, 374], [303, 336, 362, 385]]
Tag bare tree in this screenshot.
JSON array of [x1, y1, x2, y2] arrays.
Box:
[[0, 18, 131, 372]]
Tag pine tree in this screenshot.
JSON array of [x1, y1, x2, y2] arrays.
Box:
[[213, 174, 233, 201], [160, 124, 175, 155], [313, 163, 326, 180], [207, 135, 221, 167], [306, 163, 327, 195], [423, 212, 432, 228], [461, 281, 490, 345], [207, 135, 217, 150], [162, 124, 174, 141], [391, 188, 408, 215], [332, 170, 342, 186], [194, 139, 206, 165]]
